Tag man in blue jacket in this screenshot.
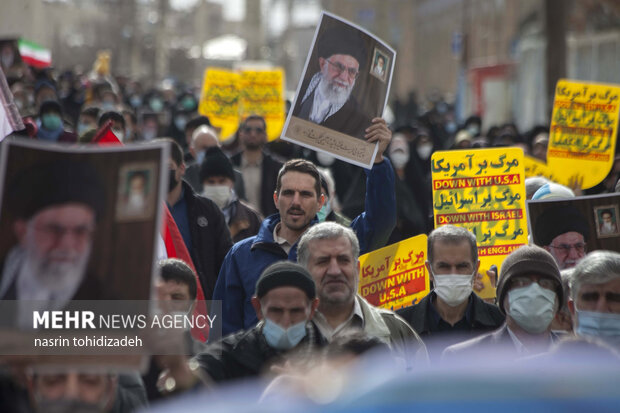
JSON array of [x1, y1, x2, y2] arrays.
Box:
[[213, 117, 396, 337]]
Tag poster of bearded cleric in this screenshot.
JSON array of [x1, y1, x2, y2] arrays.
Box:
[[283, 12, 396, 169], [0, 138, 167, 338], [528, 193, 620, 272]]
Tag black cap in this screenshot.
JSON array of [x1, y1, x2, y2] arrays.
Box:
[[317, 25, 367, 66], [255, 261, 316, 300], [533, 204, 589, 246], [199, 146, 235, 183], [7, 160, 106, 221]]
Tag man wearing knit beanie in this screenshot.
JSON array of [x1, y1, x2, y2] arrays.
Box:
[[442, 245, 562, 360], [200, 146, 262, 243], [159, 261, 324, 389]]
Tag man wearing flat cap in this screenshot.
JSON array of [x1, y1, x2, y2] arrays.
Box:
[[293, 25, 372, 139], [0, 160, 105, 308], [533, 204, 590, 270], [442, 245, 563, 360], [157, 261, 325, 390]]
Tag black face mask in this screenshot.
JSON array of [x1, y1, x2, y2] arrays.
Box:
[[168, 169, 178, 193]]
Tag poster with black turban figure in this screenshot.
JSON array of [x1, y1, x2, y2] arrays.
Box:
[[0, 137, 168, 366], [528, 193, 620, 272], [283, 12, 396, 169]]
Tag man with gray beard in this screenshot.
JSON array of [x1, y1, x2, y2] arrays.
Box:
[[293, 25, 372, 139], [0, 160, 105, 325]]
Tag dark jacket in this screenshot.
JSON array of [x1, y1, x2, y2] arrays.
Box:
[[397, 292, 505, 337], [196, 321, 325, 383], [213, 160, 396, 336], [397, 292, 505, 361], [228, 199, 263, 243], [181, 181, 233, 300], [231, 151, 282, 217]]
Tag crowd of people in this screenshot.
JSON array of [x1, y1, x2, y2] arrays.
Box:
[[1, 50, 620, 412]]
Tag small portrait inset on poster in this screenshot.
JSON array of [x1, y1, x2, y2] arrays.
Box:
[[594, 205, 620, 238], [116, 162, 156, 222], [370, 48, 388, 82]]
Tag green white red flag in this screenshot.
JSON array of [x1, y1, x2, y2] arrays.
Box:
[[18, 39, 52, 69]]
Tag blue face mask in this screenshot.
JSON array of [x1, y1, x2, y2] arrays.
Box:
[[262, 318, 307, 350], [130, 95, 142, 108], [576, 309, 620, 344], [316, 197, 331, 222], [174, 115, 187, 131], [181, 96, 196, 111], [42, 113, 62, 131], [150, 98, 164, 112], [77, 122, 91, 136], [195, 150, 205, 165]]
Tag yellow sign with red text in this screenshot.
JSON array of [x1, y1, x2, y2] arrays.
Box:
[[547, 79, 620, 189], [358, 234, 429, 310], [431, 148, 528, 298]]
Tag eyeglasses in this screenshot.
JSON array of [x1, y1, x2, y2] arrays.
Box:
[[242, 126, 265, 134], [548, 242, 587, 255], [511, 276, 557, 291], [325, 59, 359, 79]]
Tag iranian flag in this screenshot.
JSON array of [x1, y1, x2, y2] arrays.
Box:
[[18, 39, 52, 69]]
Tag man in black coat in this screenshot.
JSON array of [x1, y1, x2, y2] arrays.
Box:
[[397, 225, 504, 361], [230, 115, 283, 217], [156, 262, 325, 390], [163, 138, 233, 300]]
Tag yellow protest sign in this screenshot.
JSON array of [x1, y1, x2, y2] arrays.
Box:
[[431, 148, 528, 298], [523, 155, 560, 182], [239, 69, 285, 142], [358, 234, 429, 310], [199, 67, 286, 142], [547, 79, 620, 189], [198, 68, 240, 140]]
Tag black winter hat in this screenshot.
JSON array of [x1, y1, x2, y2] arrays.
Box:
[[199, 146, 235, 183], [496, 245, 562, 314], [255, 261, 316, 300]]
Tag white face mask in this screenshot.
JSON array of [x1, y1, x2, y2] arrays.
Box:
[[202, 185, 231, 209], [417, 143, 433, 159], [433, 272, 473, 307], [390, 152, 409, 169], [316, 151, 336, 166], [507, 283, 556, 334]]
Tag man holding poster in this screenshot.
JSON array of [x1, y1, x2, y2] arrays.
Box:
[[284, 12, 395, 169]]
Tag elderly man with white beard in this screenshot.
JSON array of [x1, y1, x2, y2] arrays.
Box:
[[0, 160, 105, 325], [293, 25, 372, 139]]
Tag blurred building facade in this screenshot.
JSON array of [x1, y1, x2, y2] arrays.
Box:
[[1, 0, 619, 131]]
